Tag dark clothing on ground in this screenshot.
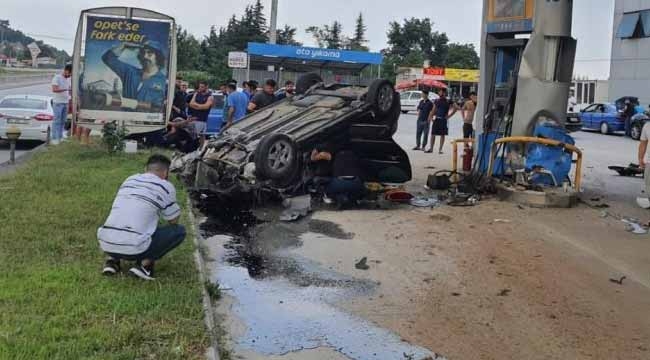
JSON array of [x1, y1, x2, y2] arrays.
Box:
[[251, 91, 277, 110], [165, 127, 198, 153], [190, 92, 211, 122], [326, 177, 365, 204], [463, 123, 474, 139], [107, 225, 186, 262]]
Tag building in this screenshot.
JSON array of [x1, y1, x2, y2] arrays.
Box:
[[609, 0, 650, 106], [571, 79, 609, 109]]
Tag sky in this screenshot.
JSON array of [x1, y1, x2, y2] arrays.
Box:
[[1, 0, 614, 79]]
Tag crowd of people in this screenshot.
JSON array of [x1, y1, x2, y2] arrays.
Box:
[[164, 76, 296, 152], [413, 88, 478, 154]]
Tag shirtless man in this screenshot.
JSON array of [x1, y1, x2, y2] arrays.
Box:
[[461, 92, 478, 141]]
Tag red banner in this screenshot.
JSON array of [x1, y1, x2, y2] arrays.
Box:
[[423, 67, 445, 76]]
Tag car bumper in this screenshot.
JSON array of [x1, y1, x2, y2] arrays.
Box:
[[0, 125, 49, 141]]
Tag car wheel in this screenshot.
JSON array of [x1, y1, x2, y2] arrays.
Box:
[[296, 73, 323, 94], [600, 122, 609, 135], [254, 133, 299, 181], [367, 79, 396, 117], [631, 123, 643, 140], [401, 110, 409, 114]]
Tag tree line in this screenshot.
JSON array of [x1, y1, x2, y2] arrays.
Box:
[[176, 0, 479, 85]]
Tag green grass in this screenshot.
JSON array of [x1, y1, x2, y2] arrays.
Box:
[[0, 142, 209, 359]]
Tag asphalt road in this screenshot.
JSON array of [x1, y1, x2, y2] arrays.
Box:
[[0, 83, 51, 163]]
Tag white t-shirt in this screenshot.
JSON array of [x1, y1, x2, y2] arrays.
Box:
[[51, 73, 71, 104], [641, 122, 650, 162], [97, 173, 181, 255]]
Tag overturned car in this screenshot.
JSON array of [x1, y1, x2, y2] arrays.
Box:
[[172, 74, 412, 200]]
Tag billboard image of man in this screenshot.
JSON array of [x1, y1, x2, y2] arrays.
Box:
[[101, 40, 167, 111], [494, 0, 526, 19]]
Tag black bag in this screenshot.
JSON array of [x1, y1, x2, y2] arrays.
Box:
[[427, 171, 452, 190]]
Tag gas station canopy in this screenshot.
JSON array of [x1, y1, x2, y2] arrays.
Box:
[[247, 42, 383, 73]]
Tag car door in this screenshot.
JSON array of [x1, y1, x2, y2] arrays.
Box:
[[592, 104, 606, 129], [580, 104, 597, 129]]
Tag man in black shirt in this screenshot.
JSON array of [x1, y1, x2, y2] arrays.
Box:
[[414, 90, 433, 151], [310, 144, 365, 208], [248, 79, 278, 112], [171, 76, 188, 120]]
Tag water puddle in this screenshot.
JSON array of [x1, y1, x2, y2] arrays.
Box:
[[198, 203, 440, 360]]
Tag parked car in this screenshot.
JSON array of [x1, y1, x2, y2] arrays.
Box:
[[579, 103, 624, 135], [0, 95, 54, 142], [172, 73, 411, 201], [399, 90, 438, 114], [206, 92, 225, 136]]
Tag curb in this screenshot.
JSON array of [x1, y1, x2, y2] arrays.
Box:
[[0, 142, 48, 176], [186, 198, 221, 360]]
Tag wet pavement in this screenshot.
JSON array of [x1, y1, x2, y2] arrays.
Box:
[[198, 204, 440, 360]]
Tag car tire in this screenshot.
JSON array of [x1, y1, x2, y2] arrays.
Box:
[[600, 122, 609, 135], [631, 122, 643, 140], [254, 133, 299, 181], [296, 73, 323, 94], [367, 79, 396, 117]]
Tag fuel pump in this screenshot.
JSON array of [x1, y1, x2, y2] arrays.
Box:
[[474, 0, 580, 195]]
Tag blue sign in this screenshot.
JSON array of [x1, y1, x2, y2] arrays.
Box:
[[247, 42, 383, 65]]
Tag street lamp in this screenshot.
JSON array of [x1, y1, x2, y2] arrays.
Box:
[[5, 126, 21, 164]]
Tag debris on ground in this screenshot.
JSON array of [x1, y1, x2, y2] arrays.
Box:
[[385, 189, 415, 203], [609, 276, 626, 285], [497, 289, 511, 296], [492, 219, 512, 224], [451, 292, 461, 297], [594, 203, 610, 209], [622, 218, 648, 235], [608, 164, 644, 177], [637, 197, 650, 209], [355, 257, 370, 270], [600, 211, 609, 218], [280, 195, 312, 222], [410, 197, 441, 208], [430, 213, 452, 222]]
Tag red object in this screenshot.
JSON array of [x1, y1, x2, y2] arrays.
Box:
[[423, 67, 445, 76], [34, 113, 54, 121], [384, 189, 415, 203], [462, 147, 473, 172]]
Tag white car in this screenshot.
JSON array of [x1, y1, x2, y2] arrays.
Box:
[[399, 90, 439, 114], [0, 95, 55, 142]]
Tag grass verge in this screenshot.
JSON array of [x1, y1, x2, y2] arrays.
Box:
[[0, 141, 209, 359]]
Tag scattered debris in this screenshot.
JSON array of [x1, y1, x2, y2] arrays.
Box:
[[385, 189, 415, 203], [410, 197, 441, 208], [492, 219, 512, 224], [593, 203, 610, 209], [497, 289, 511, 296], [637, 197, 650, 209], [280, 195, 312, 222], [451, 292, 461, 296], [590, 197, 601, 202], [517, 204, 526, 210], [609, 276, 626, 285], [608, 164, 644, 177], [600, 211, 609, 218], [355, 257, 370, 270], [430, 213, 452, 222], [622, 218, 648, 235]]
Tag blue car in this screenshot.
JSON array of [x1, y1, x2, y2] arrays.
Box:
[[579, 103, 624, 135], [206, 93, 225, 136]]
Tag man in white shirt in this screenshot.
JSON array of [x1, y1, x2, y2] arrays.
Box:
[[50, 64, 72, 145], [98, 155, 186, 280]]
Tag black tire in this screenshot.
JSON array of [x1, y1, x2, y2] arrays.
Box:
[[296, 73, 323, 94], [366, 79, 396, 117], [254, 133, 299, 181], [382, 91, 402, 136], [631, 122, 643, 140]]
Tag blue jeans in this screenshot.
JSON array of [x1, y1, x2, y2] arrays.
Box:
[[416, 120, 430, 148], [325, 177, 365, 204], [52, 103, 67, 141], [107, 225, 186, 262]]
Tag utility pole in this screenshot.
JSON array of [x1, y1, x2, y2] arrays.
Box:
[[269, 0, 278, 44]]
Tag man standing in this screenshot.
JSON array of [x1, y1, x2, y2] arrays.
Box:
[[413, 90, 433, 151], [427, 88, 457, 154], [624, 99, 635, 137], [171, 75, 188, 120], [188, 81, 213, 142], [276, 80, 295, 101], [246, 80, 259, 101], [248, 79, 278, 112], [101, 41, 167, 111], [98, 154, 186, 281], [224, 83, 249, 129], [461, 92, 478, 140], [50, 64, 72, 145]]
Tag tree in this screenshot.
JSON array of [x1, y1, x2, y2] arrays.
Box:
[[276, 25, 302, 46], [306, 21, 343, 49], [347, 13, 368, 51], [176, 26, 202, 71], [445, 43, 479, 69]]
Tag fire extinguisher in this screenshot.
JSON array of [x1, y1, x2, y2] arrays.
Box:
[[462, 147, 473, 172]]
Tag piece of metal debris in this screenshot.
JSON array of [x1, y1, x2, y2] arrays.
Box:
[[622, 218, 648, 235], [497, 289, 511, 296], [355, 257, 370, 270], [609, 276, 626, 285]]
